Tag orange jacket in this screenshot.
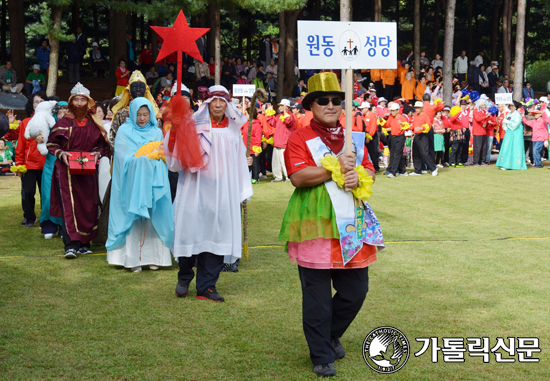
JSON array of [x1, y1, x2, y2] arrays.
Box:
[[370, 69, 382, 82], [382, 69, 397, 86], [415, 82, 427, 100], [401, 78, 416, 100]]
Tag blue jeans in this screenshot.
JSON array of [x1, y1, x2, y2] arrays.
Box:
[[533, 141, 545, 166], [25, 83, 46, 96], [485, 136, 494, 163]]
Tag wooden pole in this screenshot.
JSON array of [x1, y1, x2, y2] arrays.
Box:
[[344, 68, 353, 155], [177, 51, 182, 95]]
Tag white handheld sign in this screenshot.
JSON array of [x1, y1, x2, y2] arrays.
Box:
[[298, 21, 397, 69], [495, 93, 513, 105], [233, 84, 256, 97]]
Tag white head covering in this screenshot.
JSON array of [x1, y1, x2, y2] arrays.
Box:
[[171, 82, 191, 96]]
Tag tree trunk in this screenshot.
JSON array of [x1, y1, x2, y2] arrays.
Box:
[[92, 4, 99, 43], [414, 0, 420, 74], [513, 0, 526, 102], [374, 0, 381, 22], [72, 0, 80, 31], [491, 0, 500, 62], [246, 11, 252, 62], [467, 0, 473, 59], [1, 0, 7, 62], [151, 17, 158, 71], [46, 6, 63, 97], [276, 11, 286, 103], [108, 4, 127, 76], [502, 0, 512, 77], [340, 0, 351, 90], [432, 0, 440, 57], [207, 2, 216, 61], [131, 12, 137, 51], [140, 15, 145, 47], [395, 0, 400, 31], [214, 5, 221, 85], [443, 0, 457, 105], [313, 0, 321, 20], [7, 0, 25, 78], [524, 0, 531, 54], [284, 9, 301, 98]]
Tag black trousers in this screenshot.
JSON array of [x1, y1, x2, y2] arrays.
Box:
[[168, 170, 179, 202], [458, 73, 466, 83], [449, 141, 463, 165], [258, 150, 267, 175], [251, 155, 260, 180], [375, 80, 383, 96], [428, 128, 435, 162], [387, 134, 406, 175], [460, 129, 470, 163], [299, 265, 369, 365], [21, 169, 42, 223], [384, 85, 394, 101], [178, 253, 224, 294], [472, 135, 487, 164], [413, 134, 436, 173], [365, 132, 380, 172], [435, 151, 444, 165], [524, 139, 534, 163], [264, 143, 273, 172], [443, 132, 451, 163]]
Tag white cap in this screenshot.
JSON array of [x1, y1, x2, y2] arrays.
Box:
[[494, 61, 499, 66], [32, 64, 40, 70], [358, 102, 370, 109], [389, 103, 400, 111], [539, 96, 548, 103], [92, 42, 99, 47], [369, 88, 376, 93], [414, 101, 423, 108], [278, 99, 291, 107], [171, 81, 191, 96]]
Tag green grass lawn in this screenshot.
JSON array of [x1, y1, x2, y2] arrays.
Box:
[[1, 165, 549, 380]]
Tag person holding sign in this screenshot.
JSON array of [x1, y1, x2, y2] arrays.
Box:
[[279, 72, 384, 377]]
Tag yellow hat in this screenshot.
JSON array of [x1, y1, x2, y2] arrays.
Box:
[[303, 72, 344, 111]]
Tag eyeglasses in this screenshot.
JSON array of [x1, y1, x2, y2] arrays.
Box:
[[314, 97, 342, 106]]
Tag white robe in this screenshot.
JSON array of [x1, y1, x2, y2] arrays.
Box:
[[166, 122, 253, 263], [107, 217, 172, 268]]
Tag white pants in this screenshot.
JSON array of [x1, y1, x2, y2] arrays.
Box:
[[272, 147, 287, 181], [2, 84, 23, 93]]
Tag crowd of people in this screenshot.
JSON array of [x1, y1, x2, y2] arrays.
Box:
[[3, 33, 550, 378]]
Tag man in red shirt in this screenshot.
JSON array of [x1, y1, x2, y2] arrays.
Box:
[[410, 101, 438, 176], [386, 102, 410, 177], [271, 99, 295, 182], [360, 102, 380, 172], [472, 100, 491, 165], [281, 72, 379, 377]]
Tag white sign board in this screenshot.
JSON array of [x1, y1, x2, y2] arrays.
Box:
[[298, 21, 397, 70], [495, 93, 513, 105], [233, 84, 256, 97]]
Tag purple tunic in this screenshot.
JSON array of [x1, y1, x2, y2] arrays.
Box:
[[47, 115, 110, 243]]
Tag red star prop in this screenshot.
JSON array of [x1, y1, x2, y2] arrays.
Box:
[[150, 10, 210, 63]]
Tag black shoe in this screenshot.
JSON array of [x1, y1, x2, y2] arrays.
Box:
[[196, 287, 225, 302], [21, 219, 26, 225], [313, 363, 336, 377], [175, 282, 189, 297], [24, 218, 37, 228], [78, 247, 92, 255], [221, 259, 239, 273], [64, 249, 77, 259], [331, 338, 346, 359]]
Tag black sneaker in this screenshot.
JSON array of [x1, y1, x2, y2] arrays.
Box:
[[313, 363, 336, 377], [64, 249, 77, 259], [21, 219, 26, 225], [24, 222, 34, 228], [331, 338, 346, 359], [221, 259, 239, 273], [78, 247, 92, 255], [196, 287, 225, 302], [175, 283, 189, 297]]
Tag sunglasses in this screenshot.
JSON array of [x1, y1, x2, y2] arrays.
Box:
[[315, 97, 342, 106]]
